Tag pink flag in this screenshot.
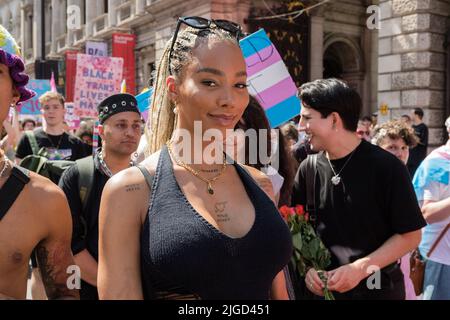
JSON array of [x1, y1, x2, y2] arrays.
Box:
[[50, 72, 57, 92]]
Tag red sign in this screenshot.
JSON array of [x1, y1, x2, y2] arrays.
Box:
[[65, 50, 78, 102], [112, 33, 136, 95]]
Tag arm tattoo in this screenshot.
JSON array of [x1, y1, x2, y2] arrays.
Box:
[[214, 202, 230, 223], [125, 184, 141, 192], [35, 244, 79, 300]]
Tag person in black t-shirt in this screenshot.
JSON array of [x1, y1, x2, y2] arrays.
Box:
[[59, 94, 142, 300], [292, 79, 426, 300], [15, 91, 90, 163], [407, 108, 429, 177]]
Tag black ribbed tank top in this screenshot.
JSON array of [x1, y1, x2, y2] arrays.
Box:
[[139, 146, 292, 299]]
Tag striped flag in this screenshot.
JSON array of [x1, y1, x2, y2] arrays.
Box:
[[50, 72, 57, 93], [239, 29, 301, 128], [93, 120, 100, 154]]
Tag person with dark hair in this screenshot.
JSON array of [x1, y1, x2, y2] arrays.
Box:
[[232, 96, 296, 207], [401, 114, 412, 126], [292, 78, 426, 300], [407, 107, 429, 177], [59, 93, 141, 300], [21, 118, 36, 131], [97, 17, 292, 299], [0, 24, 78, 300]]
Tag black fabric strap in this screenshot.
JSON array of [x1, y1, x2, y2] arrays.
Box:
[[0, 166, 30, 221], [305, 154, 318, 228], [136, 165, 154, 190]]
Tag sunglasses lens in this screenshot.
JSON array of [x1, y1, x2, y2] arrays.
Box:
[[184, 17, 209, 28], [214, 20, 241, 33]]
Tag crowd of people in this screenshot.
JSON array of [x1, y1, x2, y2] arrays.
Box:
[[0, 16, 449, 301]]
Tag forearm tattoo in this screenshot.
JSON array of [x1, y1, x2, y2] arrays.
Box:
[[35, 244, 79, 300]]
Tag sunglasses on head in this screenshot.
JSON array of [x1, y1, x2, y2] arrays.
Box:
[[168, 16, 243, 75]]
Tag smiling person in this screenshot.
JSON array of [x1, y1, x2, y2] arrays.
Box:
[[292, 78, 426, 300], [58, 94, 141, 300], [97, 17, 292, 300], [0, 24, 78, 300]]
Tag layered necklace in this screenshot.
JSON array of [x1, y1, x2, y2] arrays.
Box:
[[0, 155, 10, 178], [166, 141, 227, 195], [98, 150, 134, 178]]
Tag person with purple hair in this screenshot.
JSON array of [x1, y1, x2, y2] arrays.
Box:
[[0, 25, 78, 300]]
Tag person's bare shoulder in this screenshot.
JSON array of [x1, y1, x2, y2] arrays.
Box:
[[103, 150, 161, 223], [24, 172, 68, 215], [240, 164, 275, 201]]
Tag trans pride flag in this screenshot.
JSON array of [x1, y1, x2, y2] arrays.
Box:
[[239, 29, 301, 128]]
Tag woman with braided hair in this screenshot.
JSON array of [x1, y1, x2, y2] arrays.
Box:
[[98, 17, 293, 300]]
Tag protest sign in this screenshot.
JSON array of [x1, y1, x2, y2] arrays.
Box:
[[73, 54, 124, 118], [17, 79, 51, 115], [64, 102, 80, 130], [86, 41, 108, 57]]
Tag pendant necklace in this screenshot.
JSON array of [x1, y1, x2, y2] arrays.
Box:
[[326, 148, 357, 186]]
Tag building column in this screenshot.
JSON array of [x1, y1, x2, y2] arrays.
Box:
[[377, 0, 449, 147], [50, 0, 59, 54], [108, 0, 119, 28], [85, 0, 97, 38], [309, 15, 324, 81], [33, 0, 43, 59]]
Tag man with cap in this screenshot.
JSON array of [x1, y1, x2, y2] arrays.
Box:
[[58, 93, 142, 300], [0, 25, 79, 300]]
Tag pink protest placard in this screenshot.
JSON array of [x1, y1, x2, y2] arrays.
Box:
[[64, 103, 80, 131], [74, 54, 124, 118]]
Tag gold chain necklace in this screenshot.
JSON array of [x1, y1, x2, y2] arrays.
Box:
[[166, 142, 227, 195], [0, 156, 10, 178]]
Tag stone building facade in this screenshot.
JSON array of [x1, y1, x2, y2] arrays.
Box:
[[0, 0, 448, 144]]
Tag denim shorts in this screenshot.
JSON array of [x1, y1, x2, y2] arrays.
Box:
[[423, 259, 450, 300]]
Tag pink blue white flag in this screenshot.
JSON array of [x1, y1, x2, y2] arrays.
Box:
[[239, 29, 301, 128], [93, 120, 100, 155]]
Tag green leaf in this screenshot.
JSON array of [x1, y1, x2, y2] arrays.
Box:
[[292, 232, 302, 251]]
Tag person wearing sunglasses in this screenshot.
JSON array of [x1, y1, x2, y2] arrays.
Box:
[[97, 17, 292, 300]]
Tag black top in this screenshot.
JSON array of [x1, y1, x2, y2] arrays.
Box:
[[292, 140, 426, 297], [16, 128, 90, 161], [0, 166, 30, 221], [58, 152, 108, 300], [140, 146, 293, 300], [407, 123, 429, 176]]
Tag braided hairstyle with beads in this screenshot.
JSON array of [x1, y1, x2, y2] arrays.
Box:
[[145, 26, 238, 156]]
